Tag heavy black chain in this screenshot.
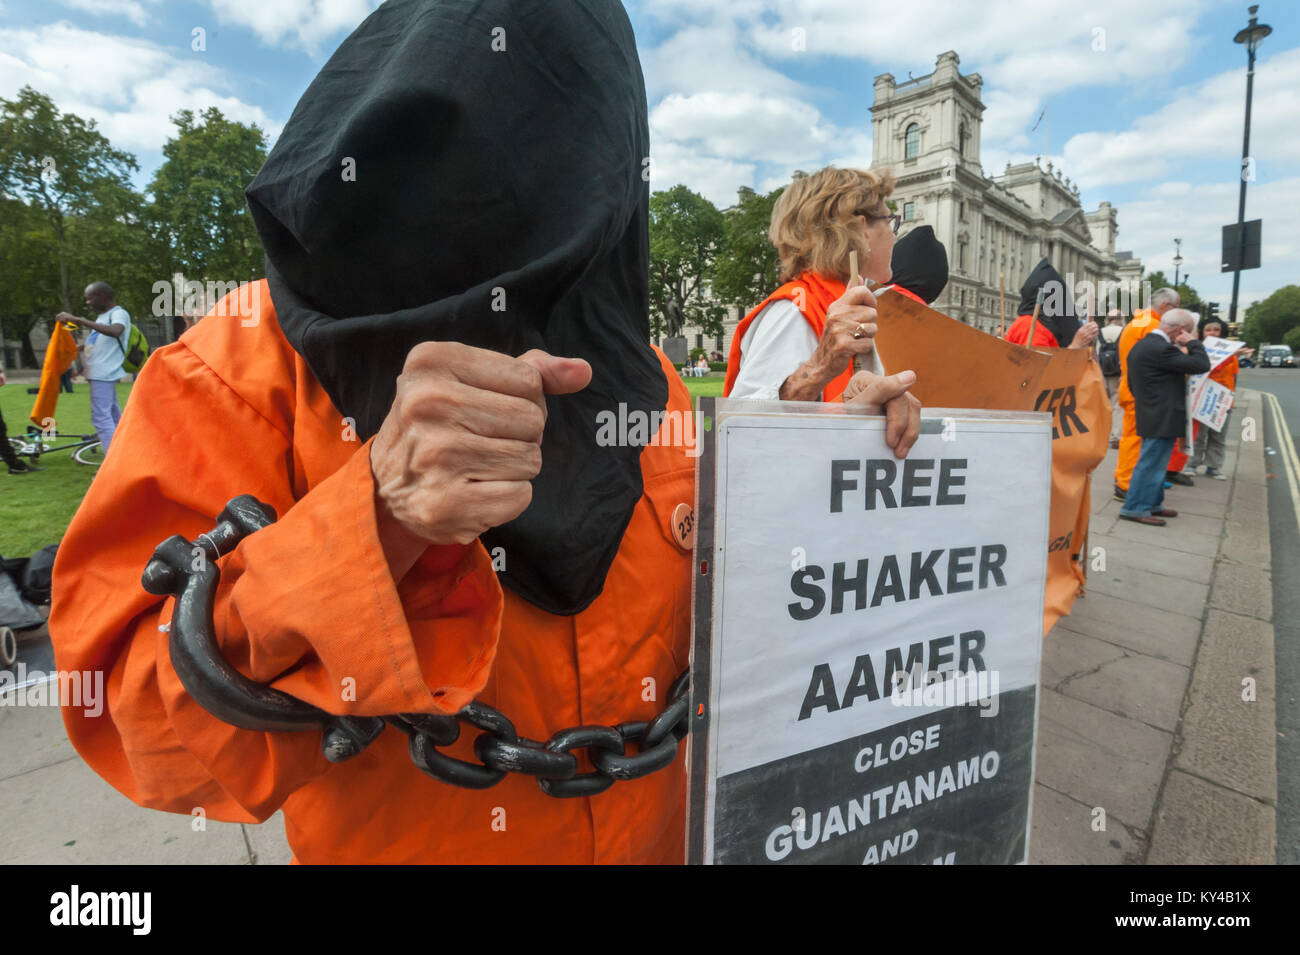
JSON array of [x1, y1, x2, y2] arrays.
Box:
[[141, 495, 691, 798]]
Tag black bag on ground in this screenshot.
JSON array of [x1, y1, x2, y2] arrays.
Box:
[[19, 543, 57, 605]]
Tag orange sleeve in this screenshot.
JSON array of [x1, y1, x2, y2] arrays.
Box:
[[49, 341, 504, 823], [1005, 315, 1060, 348], [1210, 354, 1238, 391]]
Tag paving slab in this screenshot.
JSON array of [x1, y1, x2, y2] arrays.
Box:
[[244, 812, 293, 865], [1057, 652, 1190, 733], [1087, 564, 1208, 618], [1104, 517, 1222, 558], [1057, 592, 1200, 666], [1041, 627, 1127, 690], [1174, 610, 1276, 804], [0, 757, 251, 864], [1034, 688, 1171, 830], [1208, 561, 1273, 622], [0, 698, 81, 780], [1220, 519, 1271, 571], [1147, 770, 1275, 865], [1087, 532, 1215, 585], [1029, 783, 1142, 865]]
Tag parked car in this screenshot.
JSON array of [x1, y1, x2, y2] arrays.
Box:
[[1259, 344, 1296, 368]]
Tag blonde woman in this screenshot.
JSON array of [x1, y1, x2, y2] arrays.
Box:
[[724, 167, 917, 451]]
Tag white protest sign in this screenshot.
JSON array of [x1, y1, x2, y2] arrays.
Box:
[[686, 399, 1052, 865], [1188, 337, 1244, 432]]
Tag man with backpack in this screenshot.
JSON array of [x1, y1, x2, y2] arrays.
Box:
[[1097, 309, 1124, 447], [57, 281, 136, 456]]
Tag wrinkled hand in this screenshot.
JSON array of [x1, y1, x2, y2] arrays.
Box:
[[1069, 322, 1099, 349], [842, 369, 922, 459], [814, 284, 880, 377], [370, 342, 591, 551]]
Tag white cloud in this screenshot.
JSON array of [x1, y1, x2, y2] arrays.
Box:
[[0, 21, 280, 153], [651, 90, 840, 165], [202, 0, 380, 54], [646, 139, 756, 208], [1116, 176, 1300, 307], [52, 0, 159, 28], [1063, 46, 1300, 189]]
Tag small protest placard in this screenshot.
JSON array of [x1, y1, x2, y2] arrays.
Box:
[[1187, 336, 1244, 432], [687, 399, 1052, 865]]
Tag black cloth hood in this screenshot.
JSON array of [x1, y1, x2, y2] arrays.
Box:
[[245, 0, 666, 616], [1017, 257, 1078, 348], [889, 225, 948, 304]]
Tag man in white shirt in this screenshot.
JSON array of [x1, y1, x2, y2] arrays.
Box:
[[57, 281, 130, 454]]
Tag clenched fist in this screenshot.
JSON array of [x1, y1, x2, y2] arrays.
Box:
[[370, 341, 591, 580]]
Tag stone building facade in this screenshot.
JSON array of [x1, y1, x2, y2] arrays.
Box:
[[674, 50, 1144, 360]]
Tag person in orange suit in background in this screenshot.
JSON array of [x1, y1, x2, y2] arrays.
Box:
[[1114, 287, 1191, 501], [1004, 258, 1099, 351]]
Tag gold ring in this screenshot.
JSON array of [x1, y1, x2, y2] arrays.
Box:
[[853, 324, 865, 339]]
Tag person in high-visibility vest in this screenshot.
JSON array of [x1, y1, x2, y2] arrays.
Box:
[[48, 0, 922, 864]]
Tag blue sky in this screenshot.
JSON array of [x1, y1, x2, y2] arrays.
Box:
[[2, 0, 1296, 309]]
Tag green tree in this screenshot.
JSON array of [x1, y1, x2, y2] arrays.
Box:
[[648, 184, 727, 339], [1282, 326, 1300, 353], [711, 185, 784, 311], [0, 86, 140, 311], [148, 107, 268, 283], [1143, 270, 1201, 311], [1241, 285, 1300, 347]]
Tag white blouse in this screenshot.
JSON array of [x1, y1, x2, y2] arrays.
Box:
[[728, 298, 886, 400]]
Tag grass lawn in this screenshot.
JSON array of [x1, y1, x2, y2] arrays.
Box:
[[683, 375, 725, 399], [1, 380, 133, 557], [2, 372, 714, 558]]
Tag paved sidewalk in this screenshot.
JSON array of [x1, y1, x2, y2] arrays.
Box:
[[1030, 388, 1277, 863], [1, 392, 1277, 864], [0, 684, 291, 864]]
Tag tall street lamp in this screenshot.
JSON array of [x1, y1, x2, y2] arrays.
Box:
[[1173, 237, 1183, 288], [1229, 5, 1271, 326]]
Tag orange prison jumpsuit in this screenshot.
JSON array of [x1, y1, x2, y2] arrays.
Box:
[[724, 271, 853, 402], [1003, 313, 1062, 349], [1114, 309, 1188, 490], [49, 281, 696, 864]]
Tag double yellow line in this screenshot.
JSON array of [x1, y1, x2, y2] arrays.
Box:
[[1263, 390, 1300, 533]]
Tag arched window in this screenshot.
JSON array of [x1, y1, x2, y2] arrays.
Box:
[[904, 123, 920, 159]]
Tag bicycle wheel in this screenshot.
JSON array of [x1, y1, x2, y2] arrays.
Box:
[[73, 441, 104, 468]]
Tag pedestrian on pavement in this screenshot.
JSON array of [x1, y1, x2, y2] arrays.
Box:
[[1118, 308, 1210, 526], [1186, 318, 1248, 481], [57, 282, 130, 455], [1098, 308, 1124, 446], [1114, 287, 1190, 501], [49, 0, 923, 865]]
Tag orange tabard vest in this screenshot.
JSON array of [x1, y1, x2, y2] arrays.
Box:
[[1004, 313, 1062, 349], [724, 271, 851, 401], [49, 281, 697, 864]]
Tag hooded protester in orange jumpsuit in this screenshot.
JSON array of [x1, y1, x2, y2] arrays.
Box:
[[1114, 288, 1189, 498], [1004, 259, 1098, 351], [49, 0, 920, 864]]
